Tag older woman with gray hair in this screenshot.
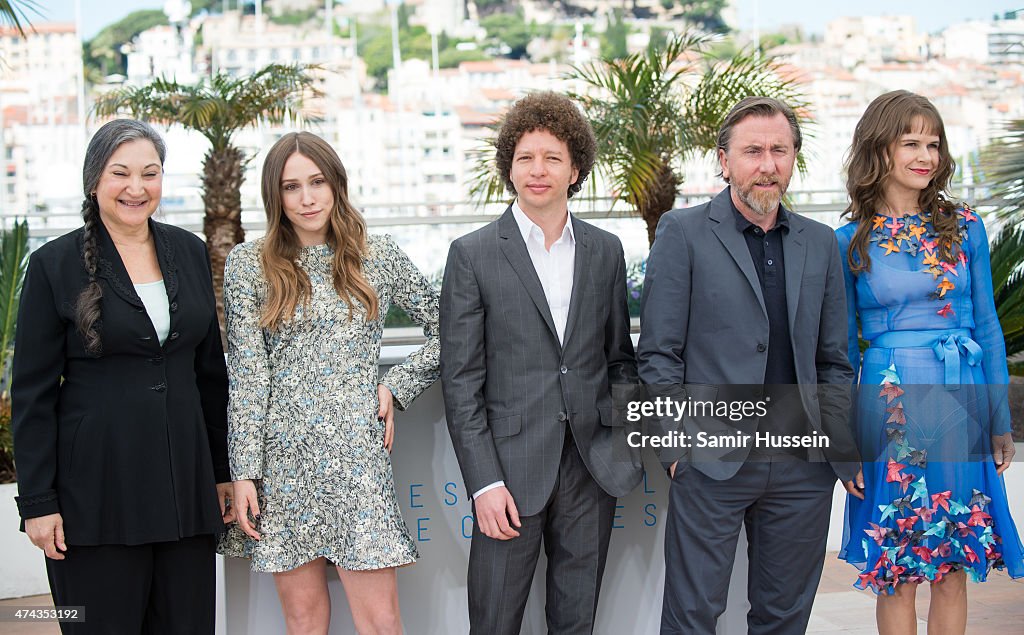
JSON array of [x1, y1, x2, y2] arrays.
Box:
[[11, 118, 231, 633]]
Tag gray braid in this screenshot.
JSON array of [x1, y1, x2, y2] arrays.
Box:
[[74, 197, 103, 355]]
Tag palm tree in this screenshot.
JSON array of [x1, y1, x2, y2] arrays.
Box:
[[469, 36, 810, 246], [980, 119, 1024, 359], [990, 224, 1024, 358], [983, 118, 1024, 229], [93, 64, 320, 326], [572, 34, 809, 245], [0, 220, 29, 390], [0, 220, 28, 484], [0, 0, 41, 37]]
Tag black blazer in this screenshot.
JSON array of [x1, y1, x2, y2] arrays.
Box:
[[12, 219, 229, 546]]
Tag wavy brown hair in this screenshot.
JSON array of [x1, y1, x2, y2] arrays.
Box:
[[495, 91, 596, 198], [259, 132, 378, 330], [844, 90, 960, 273]]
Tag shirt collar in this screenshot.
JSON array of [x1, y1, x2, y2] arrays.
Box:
[[512, 199, 575, 246], [730, 193, 790, 234]]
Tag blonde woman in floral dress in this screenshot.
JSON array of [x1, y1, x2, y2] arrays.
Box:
[[837, 91, 1023, 634], [219, 132, 439, 634]]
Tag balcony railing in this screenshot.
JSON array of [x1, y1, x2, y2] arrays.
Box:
[[0, 184, 1003, 345], [0, 183, 998, 238]]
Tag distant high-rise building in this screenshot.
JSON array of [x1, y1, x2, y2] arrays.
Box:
[[0, 23, 84, 214], [940, 18, 1024, 64], [415, 0, 468, 35], [824, 15, 926, 66]]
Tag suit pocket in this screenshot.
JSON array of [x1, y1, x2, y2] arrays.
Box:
[[60, 415, 87, 476], [803, 272, 826, 287], [598, 406, 618, 427], [489, 414, 522, 438], [682, 383, 719, 402]]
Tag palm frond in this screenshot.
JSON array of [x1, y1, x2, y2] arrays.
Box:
[[681, 48, 812, 154], [991, 224, 1024, 356], [981, 119, 1024, 229], [92, 64, 321, 150], [466, 133, 509, 205], [569, 36, 810, 236], [0, 220, 29, 392], [0, 0, 43, 38], [464, 36, 811, 238]]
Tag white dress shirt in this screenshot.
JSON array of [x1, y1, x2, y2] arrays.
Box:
[[474, 201, 576, 500]]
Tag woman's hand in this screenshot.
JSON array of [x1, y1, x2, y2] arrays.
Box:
[[378, 384, 395, 453], [993, 433, 1016, 475], [25, 513, 66, 560], [843, 467, 866, 500], [216, 482, 236, 524], [232, 480, 261, 540]]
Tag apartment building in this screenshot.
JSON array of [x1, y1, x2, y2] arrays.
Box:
[[0, 23, 84, 214]]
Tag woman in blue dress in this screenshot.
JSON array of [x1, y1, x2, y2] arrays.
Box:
[[837, 90, 1023, 633]]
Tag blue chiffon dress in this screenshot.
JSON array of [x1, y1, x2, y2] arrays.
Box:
[[836, 208, 1024, 594]]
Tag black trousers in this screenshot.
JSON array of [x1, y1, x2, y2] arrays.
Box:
[[45, 533, 216, 635], [661, 457, 836, 635], [468, 433, 617, 635]]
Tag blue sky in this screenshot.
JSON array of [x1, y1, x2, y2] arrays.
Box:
[[32, 0, 1024, 40]]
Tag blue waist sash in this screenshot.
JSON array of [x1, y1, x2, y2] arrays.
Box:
[[869, 328, 982, 389]]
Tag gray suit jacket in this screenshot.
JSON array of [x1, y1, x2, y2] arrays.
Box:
[[637, 188, 859, 482], [440, 207, 643, 517]]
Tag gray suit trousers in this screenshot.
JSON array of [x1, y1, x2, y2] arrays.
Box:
[[468, 434, 616, 635], [661, 457, 836, 635]]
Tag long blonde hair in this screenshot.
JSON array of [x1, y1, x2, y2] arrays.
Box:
[[843, 90, 960, 273], [259, 132, 379, 330]]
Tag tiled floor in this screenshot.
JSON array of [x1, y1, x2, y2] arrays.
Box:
[[1, 554, 1022, 634]]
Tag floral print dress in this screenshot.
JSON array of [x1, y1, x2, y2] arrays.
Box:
[[218, 235, 440, 572], [836, 208, 1024, 593]]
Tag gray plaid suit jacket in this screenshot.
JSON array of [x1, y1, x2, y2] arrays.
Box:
[[440, 206, 643, 517]]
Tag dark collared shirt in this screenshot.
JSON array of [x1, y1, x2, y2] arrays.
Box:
[[731, 199, 805, 456]]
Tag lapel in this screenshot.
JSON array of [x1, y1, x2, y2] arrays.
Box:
[[560, 214, 590, 349], [94, 218, 181, 335], [708, 189, 767, 320], [496, 207, 559, 343], [781, 211, 806, 336]]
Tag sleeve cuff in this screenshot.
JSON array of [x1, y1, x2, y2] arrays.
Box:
[[473, 481, 505, 499], [16, 490, 60, 520], [379, 381, 408, 412], [214, 466, 232, 484]]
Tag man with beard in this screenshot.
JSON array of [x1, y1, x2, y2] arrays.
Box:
[[637, 96, 863, 634]]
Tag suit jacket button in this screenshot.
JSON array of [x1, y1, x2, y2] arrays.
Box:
[[757, 343, 767, 352], [559, 366, 568, 374], [170, 302, 178, 312], [151, 383, 166, 392], [558, 412, 568, 422], [169, 331, 179, 340]]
